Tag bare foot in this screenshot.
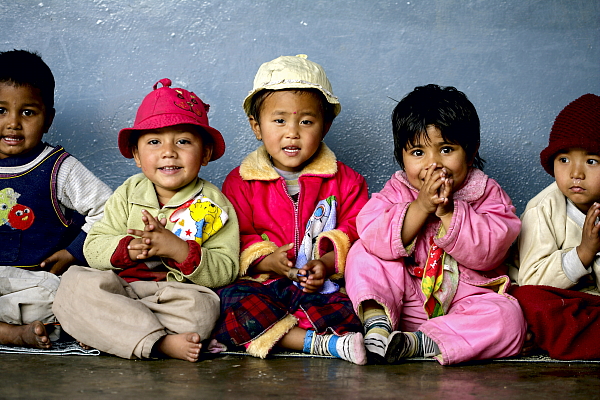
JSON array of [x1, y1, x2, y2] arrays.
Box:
[[155, 332, 202, 362], [78, 341, 93, 350], [0, 321, 51, 349], [521, 330, 536, 356]]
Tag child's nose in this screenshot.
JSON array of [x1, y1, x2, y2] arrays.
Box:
[[285, 125, 300, 139], [162, 143, 177, 157], [570, 162, 585, 179], [426, 152, 443, 167], [6, 112, 21, 129]]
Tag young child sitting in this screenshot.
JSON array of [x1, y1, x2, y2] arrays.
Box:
[[0, 50, 111, 349], [511, 93, 600, 360], [346, 84, 526, 365], [212, 55, 369, 365], [52, 79, 239, 362]]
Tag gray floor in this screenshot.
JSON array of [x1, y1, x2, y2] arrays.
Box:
[[1, 352, 599, 399]]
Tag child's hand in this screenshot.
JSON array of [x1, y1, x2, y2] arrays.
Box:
[[127, 237, 148, 261], [297, 260, 326, 293], [434, 167, 455, 219], [254, 243, 294, 276], [40, 249, 76, 275], [127, 210, 189, 264], [414, 163, 450, 215], [577, 202, 600, 267]]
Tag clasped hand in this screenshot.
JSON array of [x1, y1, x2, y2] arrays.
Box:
[[127, 209, 189, 264], [414, 163, 455, 218], [256, 243, 327, 293], [577, 202, 600, 267]]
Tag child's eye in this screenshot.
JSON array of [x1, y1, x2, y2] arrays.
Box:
[[147, 139, 160, 145], [21, 109, 35, 117], [440, 146, 454, 154], [587, 159, 599, 165], [410, 149, 424, 157], [300, 120, 313, 125], [177, 139, 191, 145], [557, 156, 569, 164], [0, 108, 6, 115], [274, 119, 285, 124]]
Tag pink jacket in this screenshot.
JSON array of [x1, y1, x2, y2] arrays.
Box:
[[352, 168, 521, 290], [222, 143, 369, 279]]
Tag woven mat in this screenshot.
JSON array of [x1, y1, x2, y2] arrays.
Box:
[[0, 341, 100, 356], [219, 350, 600, 363]]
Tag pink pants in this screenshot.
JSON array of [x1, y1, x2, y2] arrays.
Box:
[[346, 242, 526, 365]]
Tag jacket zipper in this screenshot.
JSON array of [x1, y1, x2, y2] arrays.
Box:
[[279, 177, 300, 261]]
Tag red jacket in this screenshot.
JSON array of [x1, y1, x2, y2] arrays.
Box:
[[222, 143, 368, 279]]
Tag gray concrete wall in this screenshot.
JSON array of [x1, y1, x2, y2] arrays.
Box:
[[2, 0, 599, 213]]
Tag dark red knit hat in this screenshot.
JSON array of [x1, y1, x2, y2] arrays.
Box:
[[540, 93, 600, 176]]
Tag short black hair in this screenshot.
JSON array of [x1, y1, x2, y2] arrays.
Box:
[[392, 84, 485, 170], [0, 49, 55, 110], [248, 88, 336, 125]]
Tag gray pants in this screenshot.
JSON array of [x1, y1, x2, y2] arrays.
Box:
[[53, 266, 220, 359], [0, 266, 61, 340]]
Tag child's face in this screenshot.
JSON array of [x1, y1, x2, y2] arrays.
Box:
[[132, 124, 212, 204], [0, 82, 52, 159], [402, 125, 470, 192], [554, 148, 600, 214], [250, 90, 330, 172]]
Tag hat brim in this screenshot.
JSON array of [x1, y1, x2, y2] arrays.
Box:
[[539, 146, 557, 177], [118, 114, 225, 161], [242, 83, 341, 117]]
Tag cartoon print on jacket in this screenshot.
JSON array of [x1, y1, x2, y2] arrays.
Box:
[[170, 194, 228, 246], [295, 195, 337, 269], [0, 188, 35, 230]]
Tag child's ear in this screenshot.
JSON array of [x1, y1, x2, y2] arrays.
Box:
[[321, 121, 332, 140], [43, 107, 55, 134], [468, 144, 480, 166], [132, 147, 142, 168], [201, 143, 213, 166], [249, 116, 262, 141]]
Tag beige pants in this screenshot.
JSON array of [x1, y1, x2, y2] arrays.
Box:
[[0, 266, 61, 341], [53, 266, 220, 359]]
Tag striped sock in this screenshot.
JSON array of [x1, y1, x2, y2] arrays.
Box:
[[421, 332, 441, 357], [385, 331, 440, 363], [363, 308, 392, 362], [303, 330, 367, 365]]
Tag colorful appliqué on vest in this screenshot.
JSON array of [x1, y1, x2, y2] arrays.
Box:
[[0, 188, 35, 230], [169, 194, 228, 246]]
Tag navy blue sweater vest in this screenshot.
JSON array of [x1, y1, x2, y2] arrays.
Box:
[[0, 145, 83, 268]]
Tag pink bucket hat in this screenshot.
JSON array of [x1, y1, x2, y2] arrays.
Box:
[[540, 93, 600, 176], [118, 78, 225, 161]]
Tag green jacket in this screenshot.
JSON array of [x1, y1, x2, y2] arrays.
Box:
[[83, 173, 239, 288]]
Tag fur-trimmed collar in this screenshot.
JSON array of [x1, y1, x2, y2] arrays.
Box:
[[396, 168, 489, 203], [239, 143, 338, 181]]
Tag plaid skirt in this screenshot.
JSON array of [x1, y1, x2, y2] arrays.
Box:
[[213, 278, 362, 347]]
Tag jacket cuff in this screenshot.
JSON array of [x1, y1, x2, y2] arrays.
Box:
[[110, 236, 137, 268], [240, 241, 279, 276], [316, 229, 351, 279], [167, 240, 201, 276]]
